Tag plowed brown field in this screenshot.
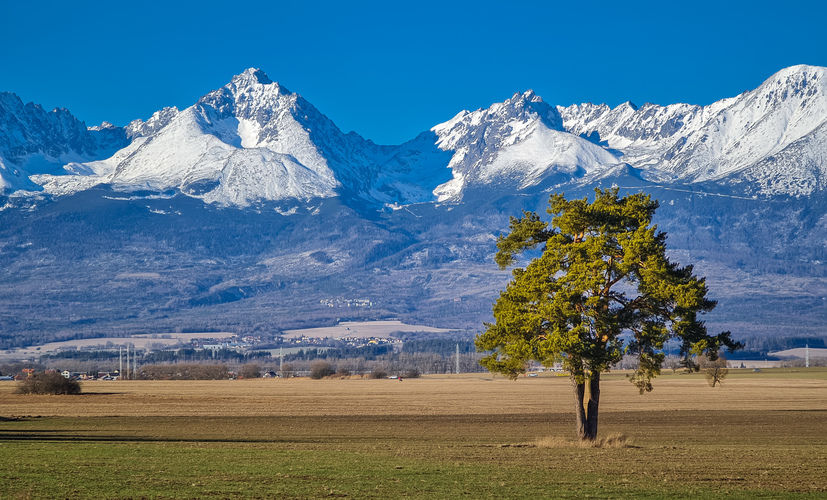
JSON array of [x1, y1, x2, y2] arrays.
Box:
[[2, 371, 825, 417]]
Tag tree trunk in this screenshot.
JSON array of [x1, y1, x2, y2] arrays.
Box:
[[572, 376, 587, 439], [587, 371, 600, 439], [571, 371, 600, 441]]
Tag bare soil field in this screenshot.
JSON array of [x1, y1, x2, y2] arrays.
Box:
[[1, 370, 827, 418], [1, 369, 826, 499]]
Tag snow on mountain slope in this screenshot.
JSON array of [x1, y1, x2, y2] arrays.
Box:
[[29, 136, 153, 196], [0, 156, 30, 192], [200, 149, 339, 206], [36, 69, 353, 205], [476, 120, 621, 186], [559, 65, 827, 194], [431, 90, 621, 201], [108, 106, 243, 189], [0, 155, 40, 193], [726, 119, 827, 196], [661, 65, 827, 187], [367, 131, 454, 205]]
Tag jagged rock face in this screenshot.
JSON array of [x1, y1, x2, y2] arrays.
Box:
[[0, 92, 129, 191], [433, 90, 564, 170], [558, 101, 705, 169], [3, 65, 827, 202], [126, 107, 179, 139], [0, 93, 96, 161], [88, 122, 128, 153], [557, 65, 827, 193], [431, 91, 621, 200], [660, 66, 827, 189]]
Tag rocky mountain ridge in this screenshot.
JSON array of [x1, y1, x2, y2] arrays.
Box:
[[0, 92, 128, 192], [559, 65, 827, 194], [3, 65, 827, 208]]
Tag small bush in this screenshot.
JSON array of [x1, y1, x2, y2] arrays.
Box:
[[370, 369, 388, 379], [280, 363, 295, 378], [700, 354, 729, 387], [335, 368, 351, 378], [239, 363, 262, 379], [15, 373, 81, 395], [402, 369, 420, 379], [309, 361, 334, 379]]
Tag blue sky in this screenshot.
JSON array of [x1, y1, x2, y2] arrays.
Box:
[[2, 0, 826, 145]]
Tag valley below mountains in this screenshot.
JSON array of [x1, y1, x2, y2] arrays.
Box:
[[2, 65, 827, 351]]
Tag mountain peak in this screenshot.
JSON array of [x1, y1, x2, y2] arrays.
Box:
[[231, 68, 274, 88], [504, 90, 543, 106], [521, 89, 542, 102], [621, 100, 639, 111], [761, 65, 827, 95], [88, 121, 117, 131], [776, 64, 825, 76]]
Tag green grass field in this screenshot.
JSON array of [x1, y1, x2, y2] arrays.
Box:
[[1, 369, 826, 499]]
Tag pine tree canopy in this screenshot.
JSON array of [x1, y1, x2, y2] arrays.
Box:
[[476, 188, 740, 393]]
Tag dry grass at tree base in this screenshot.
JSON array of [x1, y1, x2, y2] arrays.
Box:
[[533, 432, 634, 449], [1, 369, 826, 499]]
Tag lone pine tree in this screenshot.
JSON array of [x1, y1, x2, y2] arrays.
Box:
[[476, 188, 740, 441]]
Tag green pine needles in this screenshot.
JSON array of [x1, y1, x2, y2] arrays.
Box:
[[476, 188, 740, 440]]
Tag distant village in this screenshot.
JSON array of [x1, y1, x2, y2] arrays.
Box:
[[0, 329, 407, 381], [319, 298, 373, 308]]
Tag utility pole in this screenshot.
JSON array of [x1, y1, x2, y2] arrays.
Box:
[[126, 345, 130, 380], [119, 347, 123, 378], [806, 344, 810, 368], [279, 347, 283, 376], [455, 343, 460, 374]]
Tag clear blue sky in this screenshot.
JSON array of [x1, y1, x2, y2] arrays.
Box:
[[3, 0, 826, 145]]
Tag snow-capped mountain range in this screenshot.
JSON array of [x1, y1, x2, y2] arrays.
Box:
[[2, 65, 827, 207], [5, 65, 827, 347]]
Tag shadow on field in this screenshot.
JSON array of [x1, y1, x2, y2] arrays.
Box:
[[0, 431, 315, 444]]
